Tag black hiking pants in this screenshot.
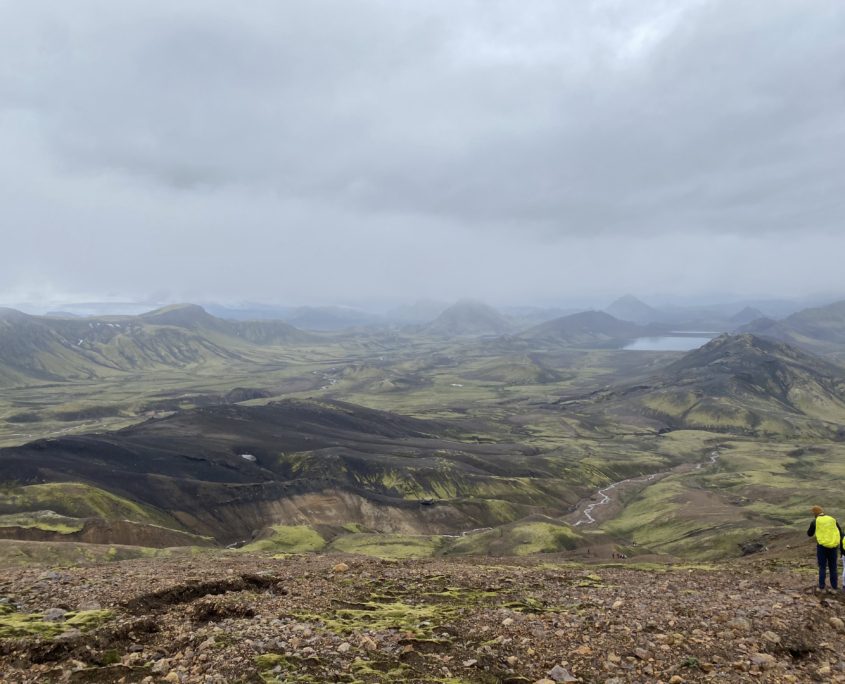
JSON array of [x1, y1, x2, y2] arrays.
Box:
[[817, 544, 839, 589]]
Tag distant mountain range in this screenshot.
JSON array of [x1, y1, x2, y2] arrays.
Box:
[[740, 300, 845, 352], [386, 300, 449, 325], [4, 297, 845, 389], [522, 310, 655, 346], [0, 304, 309, 387], [601, 294, 822, 331], [423, 300, 514, 337], [605, 295, 663, 325], [729, 306, 766, 325], [284, 306, 385, 331]]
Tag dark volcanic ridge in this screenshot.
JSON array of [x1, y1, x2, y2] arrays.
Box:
[[0, 399, 577, 546], [557, 333, 845, 437]]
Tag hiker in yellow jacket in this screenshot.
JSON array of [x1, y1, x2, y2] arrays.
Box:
[[807, 506, 843, 591]]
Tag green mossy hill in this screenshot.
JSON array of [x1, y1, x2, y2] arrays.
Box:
[[0, 482, 181, 529], [279, 451, 572, 512], [241, 525, 326, 554], [0, 308, 239, 385], [585, 334, 845, 437], [0, 510, 84, 534], [328, 533, 446, 559], [662, 334, 845, 433], [603, 482, 774, 561], [0, 304, 313, 387], [244, 523, 585, 560], [663, 333, 844, 381], [460, 355, 563, 384], [445, 518, 583, 556], [0, 539, 210, 567], [140, 303, 311, 344], [601, 440, 845, 560]]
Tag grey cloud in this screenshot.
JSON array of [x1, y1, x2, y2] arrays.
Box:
[[0, 1, 843, 306], [3, 0, 842, 235]]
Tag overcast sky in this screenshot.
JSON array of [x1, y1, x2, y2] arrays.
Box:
[[1, 0, 844, 310]]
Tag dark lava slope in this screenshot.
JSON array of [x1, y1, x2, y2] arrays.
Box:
[[0, 400, 575, 544]]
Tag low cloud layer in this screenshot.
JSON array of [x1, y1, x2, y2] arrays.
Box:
[[1, 1, 843, 308]]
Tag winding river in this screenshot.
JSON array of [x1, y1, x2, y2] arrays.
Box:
[[572, 450, 721, 527]]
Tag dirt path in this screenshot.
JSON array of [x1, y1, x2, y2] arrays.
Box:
[[570, 450, 721, 527]]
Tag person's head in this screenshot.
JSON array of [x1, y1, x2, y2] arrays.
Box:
[[812, 505, 824, 517]]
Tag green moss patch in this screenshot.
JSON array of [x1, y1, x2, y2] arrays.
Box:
[[296, 593, 458, 641], [350, 657, 417, 682], [255, 653, 321, 683], [0, 609, 112, 639]]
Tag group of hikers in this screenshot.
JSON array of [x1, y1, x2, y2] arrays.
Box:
[[810, 505, 845, 591]]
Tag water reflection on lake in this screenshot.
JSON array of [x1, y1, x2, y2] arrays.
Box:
[[623, 336, 715, 351]]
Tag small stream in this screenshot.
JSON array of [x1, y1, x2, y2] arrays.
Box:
[[572, 450, 721, 527]]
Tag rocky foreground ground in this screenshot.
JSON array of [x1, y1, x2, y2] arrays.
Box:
[[1, 553, 844, 683]]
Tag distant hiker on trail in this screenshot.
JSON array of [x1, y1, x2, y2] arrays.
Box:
[[807, 506, 843, 591]]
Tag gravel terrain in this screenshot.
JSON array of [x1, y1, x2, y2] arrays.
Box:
[[1, 553, 844, 683]]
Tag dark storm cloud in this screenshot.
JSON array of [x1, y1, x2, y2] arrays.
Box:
[[1, 1, 844, 306]]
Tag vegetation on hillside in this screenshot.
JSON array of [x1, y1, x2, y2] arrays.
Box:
[[2, 300, 845, 563]]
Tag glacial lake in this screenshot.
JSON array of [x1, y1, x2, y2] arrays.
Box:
[[623, 335, 716, 351]]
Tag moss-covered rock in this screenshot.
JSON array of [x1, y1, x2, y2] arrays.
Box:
[[0, 608, 112, 639]]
